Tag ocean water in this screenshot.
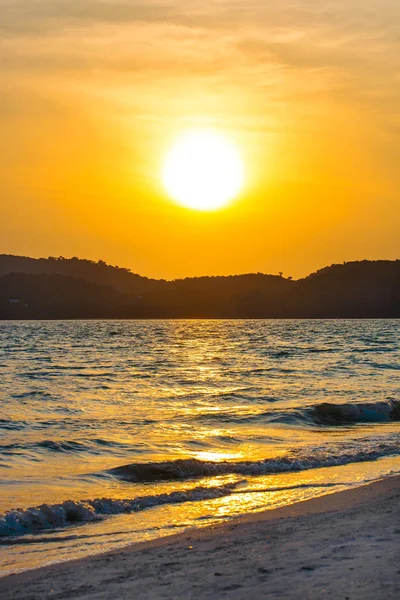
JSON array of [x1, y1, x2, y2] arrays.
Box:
[[1, 319, 399, 576]]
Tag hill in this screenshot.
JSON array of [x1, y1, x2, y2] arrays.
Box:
[[0, 255, 399, 318], [284, 260, 400, 318], [0, 273, 130, 319], [0, 255, 161, 294]]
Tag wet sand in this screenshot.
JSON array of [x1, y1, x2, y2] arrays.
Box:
[[1, 475, 399, 599]]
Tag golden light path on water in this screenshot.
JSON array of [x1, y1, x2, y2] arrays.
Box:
[[1, 320, 400, 575]]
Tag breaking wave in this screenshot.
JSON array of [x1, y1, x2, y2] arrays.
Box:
[[110, 435, 400, 483], [0, 479, 358, 540], [0, 483, 239, 537], [191, 400, 400, 427], [3, 433, 399, 538], [309, 400, 400, 424]]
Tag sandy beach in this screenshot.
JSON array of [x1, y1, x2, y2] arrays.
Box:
[[1, 475, 399, 599]]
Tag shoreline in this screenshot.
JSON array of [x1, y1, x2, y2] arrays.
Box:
[[1, 475, 399, 599]]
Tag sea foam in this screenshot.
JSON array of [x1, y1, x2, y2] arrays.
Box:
[[0, 483, 238, 537]]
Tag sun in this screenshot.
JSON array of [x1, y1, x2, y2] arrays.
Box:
[[162, 129, 244, 211]]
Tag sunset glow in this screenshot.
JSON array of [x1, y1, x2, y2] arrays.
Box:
[[1, 0, 399, 278], [1, 1, 400, 593]]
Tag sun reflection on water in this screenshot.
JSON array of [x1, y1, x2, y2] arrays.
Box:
[[1, 320, 400, 576], [194, 451, 242, 462]]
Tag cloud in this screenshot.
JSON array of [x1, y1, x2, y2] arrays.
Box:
[[2, 2, 398, 80], [0, 1, 181, 37], [1, 2, 399, 136]]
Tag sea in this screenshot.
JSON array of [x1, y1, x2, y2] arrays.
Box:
[[1, 319, 399, 577]]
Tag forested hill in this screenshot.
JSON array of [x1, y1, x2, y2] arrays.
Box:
[[0, 255, 290, 296], [0, 255, 399, 318], [0, 255, 159, 294]]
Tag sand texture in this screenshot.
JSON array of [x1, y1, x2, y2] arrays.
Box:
[[1, 476, 399, 599]]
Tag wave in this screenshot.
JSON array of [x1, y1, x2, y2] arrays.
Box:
[[0, 440, 92, 454], [0, 438, 137, 455], [0, 419, 27, 431], [110, 435, 400, 483], [0, 483, 238, 537], [0, 480, 357, 539], [309, 400, 400, 424], [2, 401, 397, 457], [191, 400, 400, 427], [12, 391, 55, 399], [191, 410, 284, 426]]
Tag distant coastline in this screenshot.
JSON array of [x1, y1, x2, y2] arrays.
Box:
[[1, 254, 400, 319]]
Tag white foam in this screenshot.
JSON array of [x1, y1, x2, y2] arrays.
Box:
[[0, 483, 238, 537]]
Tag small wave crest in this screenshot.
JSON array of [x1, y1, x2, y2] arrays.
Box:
[[0, 483, 238, 537], [0, 439, 94, 455], [0, 438, 139, 456], [0, 419, 27, 431]]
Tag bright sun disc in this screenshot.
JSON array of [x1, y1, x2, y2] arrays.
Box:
[[162, 129, 244, 211]]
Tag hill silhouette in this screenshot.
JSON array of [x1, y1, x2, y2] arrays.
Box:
[[0, 255, 399, 318], [0, 255, 160, 294]]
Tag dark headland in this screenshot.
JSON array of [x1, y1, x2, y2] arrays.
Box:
[[1, 254, 400, 319]]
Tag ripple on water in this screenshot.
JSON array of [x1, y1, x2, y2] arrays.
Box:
[[0, 319, 399, 568]]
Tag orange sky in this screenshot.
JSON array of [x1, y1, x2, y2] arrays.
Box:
[[1, 1, 399, 279]]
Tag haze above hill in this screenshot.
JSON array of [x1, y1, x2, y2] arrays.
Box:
[[0, 254, 399, 319]]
